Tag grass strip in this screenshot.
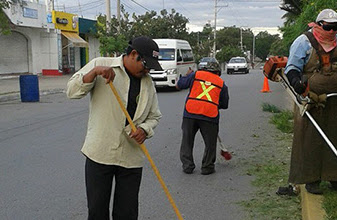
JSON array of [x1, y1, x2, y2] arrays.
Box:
[[240, 103, 301, 219], [322, 182, 337, 220]]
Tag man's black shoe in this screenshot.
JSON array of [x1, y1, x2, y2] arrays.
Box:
[[201, 169, 215, 175], [276, 185, 298, 196], [305, 181, 323, 195], [183, 168, 194, 174]]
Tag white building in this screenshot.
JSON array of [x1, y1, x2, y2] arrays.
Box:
[[0, 0, 58, 75]]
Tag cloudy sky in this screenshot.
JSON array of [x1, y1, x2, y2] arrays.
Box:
[[53, 0, 285, 32]]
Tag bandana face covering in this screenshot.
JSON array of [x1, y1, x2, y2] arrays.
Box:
[[308, 22, 337, 52]]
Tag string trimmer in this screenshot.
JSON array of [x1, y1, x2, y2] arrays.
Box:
[[263, 56, 337, 157]]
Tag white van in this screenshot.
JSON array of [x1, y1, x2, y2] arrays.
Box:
[[150, 39, 197, 88]]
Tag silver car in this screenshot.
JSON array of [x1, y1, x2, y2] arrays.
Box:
[[226, 57, 249, 74]]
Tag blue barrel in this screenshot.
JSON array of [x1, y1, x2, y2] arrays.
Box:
[[19, 75, 40, 102]]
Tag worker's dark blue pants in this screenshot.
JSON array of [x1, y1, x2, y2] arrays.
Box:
[[180, 117, 219, 172], [85, 157, 142, 220]]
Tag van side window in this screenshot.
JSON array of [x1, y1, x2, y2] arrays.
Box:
[[177, 50, 182, 62], [181, 49, 194, 62]]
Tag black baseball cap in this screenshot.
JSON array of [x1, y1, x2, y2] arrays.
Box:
[[129, 36, 163, 71]]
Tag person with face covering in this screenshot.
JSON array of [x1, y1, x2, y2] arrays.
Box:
[[284, 9, 337, 194]]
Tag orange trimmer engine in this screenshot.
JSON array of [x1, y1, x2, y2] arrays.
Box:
[[263, 56, 288, 81]]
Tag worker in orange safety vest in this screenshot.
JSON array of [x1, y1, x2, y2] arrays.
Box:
[[176, 61, 229, 175]]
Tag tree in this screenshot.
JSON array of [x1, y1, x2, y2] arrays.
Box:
[[129, 9, 189, 40], [269, 39, 289, 57], [216, 45, 244, 63], [189, 23, 213, 62], [280, 0, 337, 50], [0, 0, 11, 35], [96, 7, 190, 56], [280, 0, 303, 26], [255, 31, 280, 60]]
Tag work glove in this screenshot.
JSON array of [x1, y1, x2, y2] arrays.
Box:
[[286, 69, 307, 94]]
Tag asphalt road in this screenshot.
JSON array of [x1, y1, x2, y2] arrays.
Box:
[[0, 68, 291, 220]]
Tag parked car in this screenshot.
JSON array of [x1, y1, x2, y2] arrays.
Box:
[[198, 57, 221, 75], [226, 57, 249, 74]]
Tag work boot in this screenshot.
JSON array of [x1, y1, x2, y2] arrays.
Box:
[[330, 181, 337, 191], [305, 181, 323, 195]]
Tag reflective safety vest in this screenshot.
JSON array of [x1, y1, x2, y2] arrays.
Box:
[[185, 71, 224, 118]]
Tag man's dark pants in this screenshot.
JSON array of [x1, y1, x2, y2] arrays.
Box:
[[180, 117, 219, 172], [85, 158, 142, 220]]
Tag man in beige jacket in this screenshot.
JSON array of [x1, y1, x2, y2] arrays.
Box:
[[67, 36, 162, 220]]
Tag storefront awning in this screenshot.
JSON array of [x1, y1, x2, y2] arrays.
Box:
[[62, 31, 89, 48]]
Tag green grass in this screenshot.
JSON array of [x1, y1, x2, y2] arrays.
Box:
[[322, 182, 337, 220], [270, 110, 294, 133], [262, 102, 282, 113], [253, 102, 337, 220], [241, 157, 301, 220], [262, 103, 294, 133], [240, 103, 300, 219]]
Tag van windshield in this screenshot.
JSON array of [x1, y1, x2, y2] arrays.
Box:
[[158, 49, 175, 61]]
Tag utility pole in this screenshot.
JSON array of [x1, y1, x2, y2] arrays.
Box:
[[78, 0, 83, 17], [213, 0, 217, 58], [106, 0, 111, 32], [213, 1, 228, 58], [117, 0, 121, 33], [240, 27, 243, 52], [252, 34, 256, 69]]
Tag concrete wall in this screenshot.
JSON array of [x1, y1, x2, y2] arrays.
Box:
[[88, 36, 101, 61], [8, 26, 58, 74], [39, 31, 59, 71], [4, 0, 53, 30], [75, 47, 81, 71]]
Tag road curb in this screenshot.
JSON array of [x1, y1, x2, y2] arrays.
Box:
[[300, 184, 326, 220], [0, 89, 65, 102]]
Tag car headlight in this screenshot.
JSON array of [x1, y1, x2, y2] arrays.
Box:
[[166, 68, 177, 75]]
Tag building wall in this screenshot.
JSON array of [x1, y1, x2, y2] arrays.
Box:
[[0, 31, 29, 74], [39, 31, 59, 71], [1, 0, 58, 75], [75, 47, 81, 71], [6, 26, 58, 74], [88, 36, 101, 61]]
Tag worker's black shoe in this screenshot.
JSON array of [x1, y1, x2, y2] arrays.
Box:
[[276, 185, 298, 196], [201, 169, 215, 175], [330, 181, 337, 191], [183, 168, 194, 174], [305, 181, 323, 195]]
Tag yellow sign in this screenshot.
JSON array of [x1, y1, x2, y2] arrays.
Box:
[[52, 11, 79, 33]]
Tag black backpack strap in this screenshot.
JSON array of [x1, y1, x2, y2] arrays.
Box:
[[303, 32, 319, 51]]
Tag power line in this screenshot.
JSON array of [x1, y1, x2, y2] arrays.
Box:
[[54, 0, 104, 10], [121, 0, 141, 14], [129, 0, 151, 12]]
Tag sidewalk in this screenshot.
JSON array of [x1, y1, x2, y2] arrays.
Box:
[[0, 74, 72, 102]]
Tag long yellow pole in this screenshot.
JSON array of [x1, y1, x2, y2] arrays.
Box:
[[109, 82, 184, 220]]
